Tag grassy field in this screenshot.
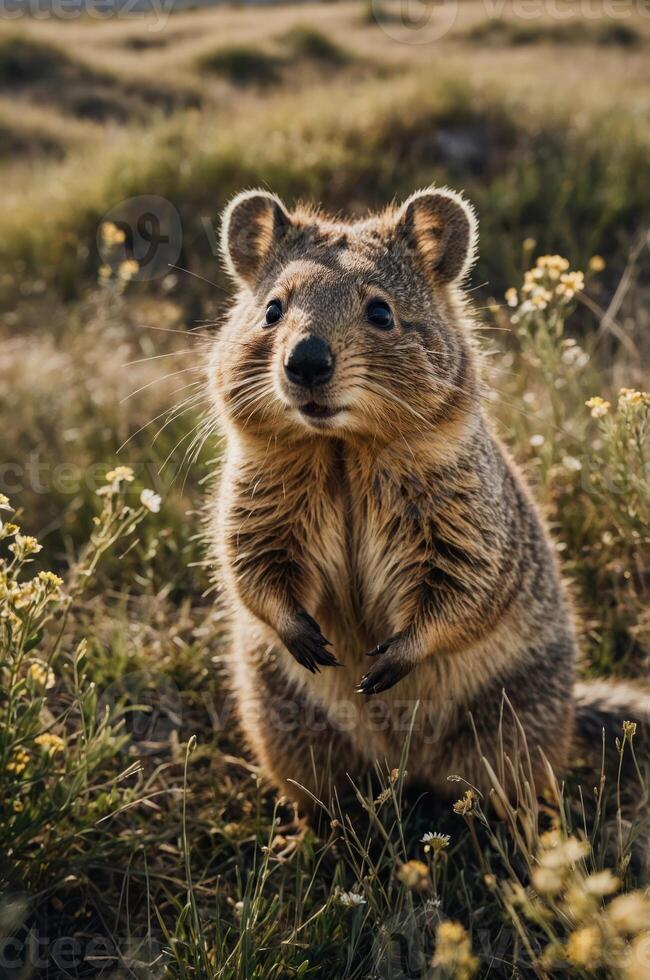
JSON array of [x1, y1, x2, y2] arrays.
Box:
[[1, 2, 649, 976]]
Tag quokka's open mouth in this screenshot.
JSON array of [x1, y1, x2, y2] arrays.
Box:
[[299, 402, 343, 420]]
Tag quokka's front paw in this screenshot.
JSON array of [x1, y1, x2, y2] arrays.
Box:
[[356, 634, 412, 695], [284, 609, 341, 674]]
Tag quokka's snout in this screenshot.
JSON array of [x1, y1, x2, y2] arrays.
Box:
[[283, 334, 335, 389]]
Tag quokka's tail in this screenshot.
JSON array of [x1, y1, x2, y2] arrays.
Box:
[[574, 678, 650, 779]]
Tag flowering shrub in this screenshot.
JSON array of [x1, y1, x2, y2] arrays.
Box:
[[502, 830, 650, 977], [0, 476, 159, 893], [500, 255, 649, 667]]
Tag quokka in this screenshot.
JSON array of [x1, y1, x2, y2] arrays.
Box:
[[206, 186, 650, 817]]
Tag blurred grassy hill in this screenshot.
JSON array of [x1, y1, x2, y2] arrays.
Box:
[[1, 1, 649, 313]]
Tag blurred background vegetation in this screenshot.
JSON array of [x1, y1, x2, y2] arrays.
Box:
[[0, 2, 648, 976]]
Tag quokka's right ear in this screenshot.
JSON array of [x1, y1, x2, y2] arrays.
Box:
[[220, 189, 292, 287]]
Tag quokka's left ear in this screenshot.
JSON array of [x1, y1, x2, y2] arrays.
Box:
[[394, 187, 478, 284]]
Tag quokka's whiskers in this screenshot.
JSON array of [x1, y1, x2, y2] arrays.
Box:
[[178, 411, 222, 492], [359, 381, 430, 429], [226, 374, 275, 404], [170, 411, 214, 489], [225, 380, 276, 424], [230, 385, 276, 422], [159, 413, 211, 476], [226, 385, 274, 415], [136, 322, 213, 342], [226, 369, 273, 395], [167, 263, 229, 296], [151, 390, 210, 447], [122, 349, 201, 367], [121, 366, 203, 404], [243, 391, 277, 430], [117, 387, 206, 454]]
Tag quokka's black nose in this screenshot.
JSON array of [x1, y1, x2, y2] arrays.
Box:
[[284, 335, 335, 388]]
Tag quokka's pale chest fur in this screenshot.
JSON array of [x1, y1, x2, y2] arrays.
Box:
[[206, 186, 649, 815]]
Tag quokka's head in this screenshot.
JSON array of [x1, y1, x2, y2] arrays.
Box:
[[209, 187, 481, 444]]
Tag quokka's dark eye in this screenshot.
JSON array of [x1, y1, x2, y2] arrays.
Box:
[[366, 299, 394, 331], [264, 299, 283, 327]]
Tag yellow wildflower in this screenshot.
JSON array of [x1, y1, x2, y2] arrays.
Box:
[[619, 388, 649, 408], [532, 866, 564, 896], [118, 259, 139, 282], [586, 396, 610, 418], [27, 661, 55, 690], [10, 581, 37, 608], [565, 869, 620, 919], [6, 748, 30, 774], [523, 237, 536, 253], [526, 266, 545, 282], [530, 291, 551, 310], [453, 789, 476, 816], [589, 255, 606, 272], [584, 870, 620, 897], [12, 799, 24, 813], [433, 921, 478, 980], [607, 892, 650, 934], [505, 287, 518, 308], [0, 494, 12, 511], [536, 254, 570, 278], [37, 571, 63, 594], [566, 925, 601, 967], [100, 222, 126, 246], [539, 835, 589, 870], [623, 720, 638, 740], [105, 466, 135, 485], [397, 860, 430, 892], [9, 534, 42, 559], [35, 733, 65, 755], [556, 270, 585, 298], [624, 932, 650, 980], [539, 942, 564, 971]]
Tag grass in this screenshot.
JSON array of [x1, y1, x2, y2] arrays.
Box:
[[279, 25, 350, 64], [0, 34, 76, 86], [198, 44, 283, 86], [198, 28, 349, 87], [1, 68, 648, 309], [1, 2, 650, 975], [459, 17, 642, 48]]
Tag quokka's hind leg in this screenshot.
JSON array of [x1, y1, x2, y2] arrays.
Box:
[[233, 651, 363, 823], [439, 646, 575, 805]]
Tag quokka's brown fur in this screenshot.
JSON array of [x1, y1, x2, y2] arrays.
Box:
[[206, 186, 650, 816]]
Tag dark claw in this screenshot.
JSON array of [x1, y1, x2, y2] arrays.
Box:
[[357, 636, 410, 695], [285, 609, 341, 673]]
